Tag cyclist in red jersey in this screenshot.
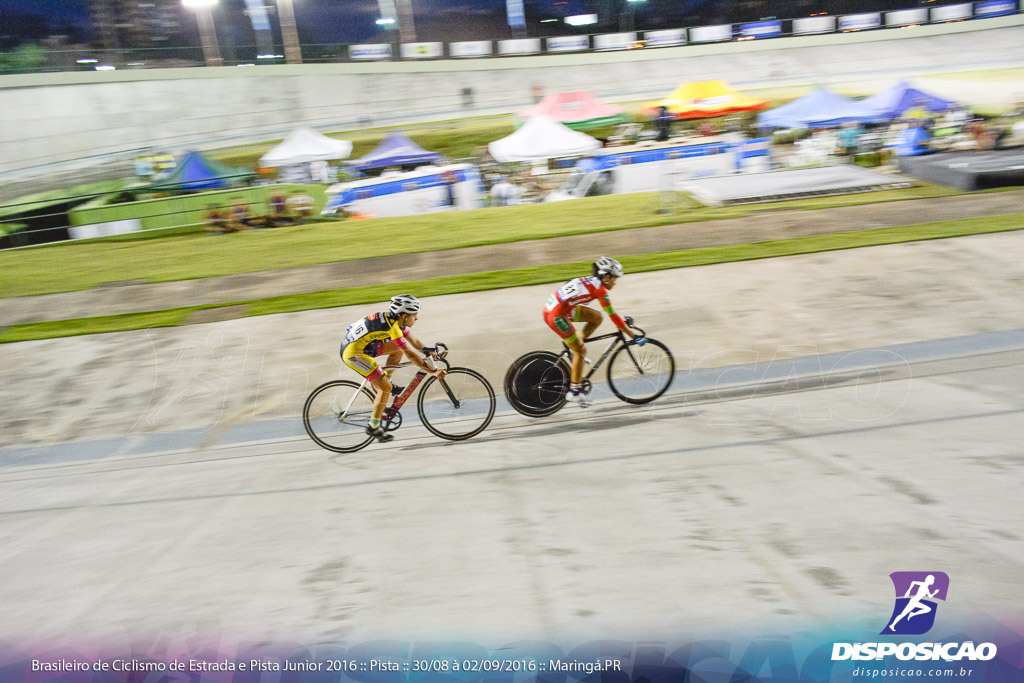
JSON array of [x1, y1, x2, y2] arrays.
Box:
[[543, 257, 645, 407]]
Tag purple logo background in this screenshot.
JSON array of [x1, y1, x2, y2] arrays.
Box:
[[881, 571, 950, 635]]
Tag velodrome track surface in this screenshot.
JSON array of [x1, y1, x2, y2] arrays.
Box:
[[1, 231, 1023, 645]]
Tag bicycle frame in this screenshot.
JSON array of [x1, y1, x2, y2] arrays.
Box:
[[559, 321, 649, 383], [340, 346, 455, 423]]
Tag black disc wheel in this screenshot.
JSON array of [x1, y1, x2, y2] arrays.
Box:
[[303, 380, 376, 453], [417, 367, 496, 440], [504, 350, 570, 417], [607, 338, 675, 404]]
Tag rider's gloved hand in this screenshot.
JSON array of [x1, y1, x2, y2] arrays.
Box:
[[634, 336, 648, 346]]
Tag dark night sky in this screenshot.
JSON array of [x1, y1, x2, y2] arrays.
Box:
[[2, 0, 929, 48]]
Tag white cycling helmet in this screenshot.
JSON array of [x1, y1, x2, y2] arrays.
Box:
[[593, 256, 624, 279], [389, 294, 421, 316]]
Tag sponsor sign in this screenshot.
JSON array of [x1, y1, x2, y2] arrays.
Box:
[[689, 24, 732, 42], [838, 12, 882, 30], [931, 2, 973, 21], [644, 28, 687, 46], [449, 41, 492, 58], [349, 43, 392, 61], [594, 32, 636, 51], [738, 20, 783, 38], [399, 42, 443, 59], [546, 35, 590, 52], [497, 38, 541, 55], [793, 15, 836, 34], [885, 8, 928, 25], [975, 0, 1018, 16]]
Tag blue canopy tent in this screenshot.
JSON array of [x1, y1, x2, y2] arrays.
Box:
[[349, 133, 443, 172], [757, 88, 859, 129], [146, 151, 252, 191], [797, 81, 959, 128], [845, 80, 957, 123]]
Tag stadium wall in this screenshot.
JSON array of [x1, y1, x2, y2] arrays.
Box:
[[1, 15, 1022, 176]]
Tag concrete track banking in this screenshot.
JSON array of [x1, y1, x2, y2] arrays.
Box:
[[1, 335, 1022, 646]]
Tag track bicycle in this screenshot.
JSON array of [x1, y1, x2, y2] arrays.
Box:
[[303, 343, 496, 452], [504, 317, 674, 417]]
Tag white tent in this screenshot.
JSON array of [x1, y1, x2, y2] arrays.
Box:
[[259, 127, 354, 167], [488, 115, 602, 162]]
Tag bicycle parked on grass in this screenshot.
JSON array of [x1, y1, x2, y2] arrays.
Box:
[[304, 343, 496, 452], [504, 317, 674, 417]]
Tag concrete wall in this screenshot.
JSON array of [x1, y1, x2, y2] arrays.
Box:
[[1, 15, 1023, 176]]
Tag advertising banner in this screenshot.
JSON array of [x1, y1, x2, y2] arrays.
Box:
[[546, 35, 590, 52], [689, 24, 732, 42], [931, 2, 973, 21], [974, 0, 1018, 16], [349, 43, 392, 61], [738, 20, 783, 38], [5, 619, 1021, 683], [644, 28, 687, 46], [399, 42, 443, 59], [885, 8, 928, 25], [838, 12, 882, 30], [793, 15, 836, 34], [594, 32, 636, 51], [497, 38, 541, 55], [449, 41, 492, 58]]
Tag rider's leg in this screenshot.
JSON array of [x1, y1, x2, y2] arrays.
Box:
[[575, 305, 603, 341], [378, 340, 405, 392], [568, 337, 586, 384], [369, 373, 393, 421]]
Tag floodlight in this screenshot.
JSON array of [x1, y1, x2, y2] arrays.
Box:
[[95, 65, 116, 71], [565, 14, 598, 25], [182, 0, 217, 7], [376, 17, 396, 25], [77, 58, 98, 64]]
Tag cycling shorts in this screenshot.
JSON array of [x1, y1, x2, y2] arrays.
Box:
[[543, 306, 585, 344]]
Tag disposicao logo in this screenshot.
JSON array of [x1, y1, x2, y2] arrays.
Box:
[[831, 572, 998, 662], [881, 571, 948, 635]]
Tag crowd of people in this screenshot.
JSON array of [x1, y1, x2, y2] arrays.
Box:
[[789, 105, 1024, 166], [204, 190, 315, 235]]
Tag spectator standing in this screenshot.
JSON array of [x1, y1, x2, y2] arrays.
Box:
[[441, 169, 458, 208]]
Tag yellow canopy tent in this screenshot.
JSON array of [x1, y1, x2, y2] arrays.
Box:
[[645, 80, 768, 119]]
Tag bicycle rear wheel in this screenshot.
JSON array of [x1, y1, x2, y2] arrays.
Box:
[[303, 380, 376, 452], [505, 350, 570, 417], [417, 367, 496, 440], [607, 338, 675, 404]]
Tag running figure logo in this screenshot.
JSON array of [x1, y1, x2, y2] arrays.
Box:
[[881, 572, 950, 635]]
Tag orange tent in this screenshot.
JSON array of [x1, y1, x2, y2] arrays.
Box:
[[645, 80, 768, 119]]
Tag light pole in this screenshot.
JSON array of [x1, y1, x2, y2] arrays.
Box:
[[275, 0, 303, 64], [183, 0, 223, 66]]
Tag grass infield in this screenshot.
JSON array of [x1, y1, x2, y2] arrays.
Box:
[[2, 211, 1021, 344], [0, 185, 968, 298]]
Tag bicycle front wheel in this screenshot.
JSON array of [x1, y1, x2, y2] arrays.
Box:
[[417, 368, 496, 440], [607, 338, 675, 404], [303, 380, 376, 453]]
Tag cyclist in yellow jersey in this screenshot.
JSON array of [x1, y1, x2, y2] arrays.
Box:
[[342, 294, 445, 442]]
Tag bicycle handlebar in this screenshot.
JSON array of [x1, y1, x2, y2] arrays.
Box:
[[422, 343, 451, 371], [623, 316, 647, 339]]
